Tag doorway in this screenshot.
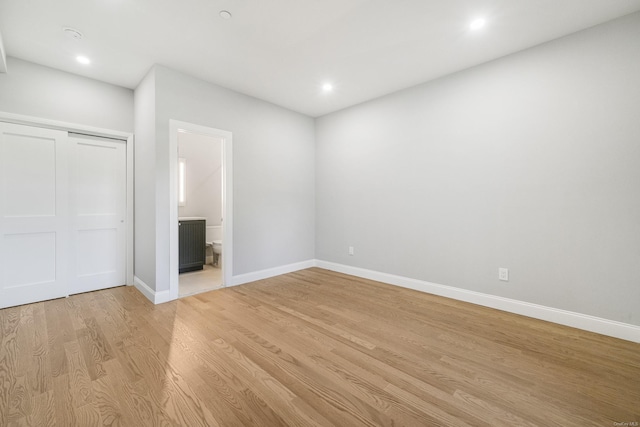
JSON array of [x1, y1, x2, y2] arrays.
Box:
[[169, 120, 233, 300]]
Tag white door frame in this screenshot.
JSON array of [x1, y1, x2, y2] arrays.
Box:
[[169, 120, 233, 300], [0, 111, 135, 287]]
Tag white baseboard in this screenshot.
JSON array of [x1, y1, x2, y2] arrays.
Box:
[[230, 259, 316, 287], [133, 276, 172, 304], [315, 260, 640, 343], [134, 260, 314, 303]]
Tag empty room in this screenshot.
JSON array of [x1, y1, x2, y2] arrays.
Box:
[[0, 1, 639, 426]]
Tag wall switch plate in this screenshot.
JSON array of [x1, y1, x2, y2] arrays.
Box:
[[499, 268, 509, 281], [348, 246, 354, 256]]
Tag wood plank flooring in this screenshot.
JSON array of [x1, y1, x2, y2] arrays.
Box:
[[1, 267, 638, 426]]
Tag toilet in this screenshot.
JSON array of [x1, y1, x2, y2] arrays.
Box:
[[211, 240, 222, 266], [206, 226, 222, 266]]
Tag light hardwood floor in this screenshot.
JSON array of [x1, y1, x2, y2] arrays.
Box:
[[1, 267, 638, 426]]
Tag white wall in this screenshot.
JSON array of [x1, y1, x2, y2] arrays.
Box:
[[135, 65, 315, 292], [315, 12, 640, 326], [178, 132, 223, 226], [133, 68, 157, 287], [0, 57, 133, 132]]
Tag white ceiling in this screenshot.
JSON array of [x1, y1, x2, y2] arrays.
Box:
[[1, 0, 640, 117]]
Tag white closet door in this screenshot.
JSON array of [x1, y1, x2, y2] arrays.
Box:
[[0, 123, 69, 309], [69, 135, 126, 295]]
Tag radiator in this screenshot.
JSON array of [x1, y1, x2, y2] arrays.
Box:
[[179, 219, 206, 273]]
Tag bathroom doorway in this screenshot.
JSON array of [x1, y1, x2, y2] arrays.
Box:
[[169, 120, 233, 300]]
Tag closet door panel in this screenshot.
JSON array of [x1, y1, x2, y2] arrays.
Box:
[[0, 123, 69, 308], [69, 135, 126, 295]]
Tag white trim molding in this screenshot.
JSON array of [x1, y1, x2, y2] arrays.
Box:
[[134, 276, 172, 304], [231, 260, 316, 287], [0, 111, 131, 140], [315, 260, 640, 343]]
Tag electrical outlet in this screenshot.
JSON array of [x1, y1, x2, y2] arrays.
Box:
[[348, 246, 354, 256], [498, 268, 509, 282]]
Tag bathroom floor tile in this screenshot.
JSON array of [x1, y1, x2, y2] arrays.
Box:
[[179, 264, 223, 297]]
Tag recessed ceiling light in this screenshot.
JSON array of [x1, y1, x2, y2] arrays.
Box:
[[322, 83, 333, 93], [219, 10, 232, 19], [76, 55, 91, 65], [469, 18, 486, 31]]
